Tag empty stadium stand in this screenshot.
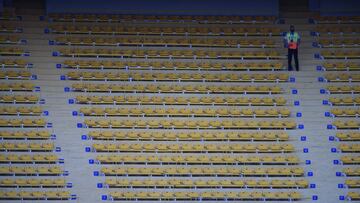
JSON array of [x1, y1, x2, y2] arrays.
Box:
[[0, 0, 358, 202]]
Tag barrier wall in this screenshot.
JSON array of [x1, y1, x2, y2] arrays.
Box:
[[45, 0, 279, 16]]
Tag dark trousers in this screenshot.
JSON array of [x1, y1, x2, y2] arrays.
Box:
[[288, 48, 299, 71]]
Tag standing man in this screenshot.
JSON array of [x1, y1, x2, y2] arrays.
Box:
[[284, 25, 300, 71]]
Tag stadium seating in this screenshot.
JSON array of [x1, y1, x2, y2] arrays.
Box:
[[104, 178, 308, 188], [0, 153, 59, 163], [0, 166, 64, 176], [0, 142, 54, 152], [0, 106, 43, 115], [0, 118, 47, 127], [336, 132, 360, 141], [322, 62, 360, 71], [62, 60, 285, 71], [347, 192, 360, 201], [75, 95, 287, 106], [330, 108, 360, 117], [83, 118, 297, 129], [0, 59, 30, 68], [107, 190, 301, 201], [320, 50, 360, 59], [53, 36, 277, 48], [317, 38, 360, 48], [325, 85, 360, 94], [329, 97, 360, 105], [66, 71, 289, 82], [0, 190, 72, 200], [100, 166, 304, 176], [71, 83, 283, 94], [91, 143, 295, 153], [332, 120, 360, 129], [0, 82, 36, 91], [342, 167, 360, 176], [0, 47, 27, 56], [312, 16, 360, 24], [48, 25, 281, 36], [55, 48, 282, 59], [88, 130, 289, 141], [0, 94, 40, 103], [324, 73, 360, 82], [0, 24, 22, 33], [338, 144, 360, 153], [0, 70, 33, 80], [0, 178, 66, 187], [79, 107, 291, 117], [340, 156, 360, 164], [0, 35, 23, 44]]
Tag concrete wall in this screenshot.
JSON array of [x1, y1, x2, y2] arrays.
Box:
[[45, 0, 279, 16]]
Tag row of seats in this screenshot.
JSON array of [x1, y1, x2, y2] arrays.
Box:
[[48, 14, 276, 23], [79, 107, 291, 117], [336, 132, 360, 141], [0, 142, 54, 151], [320, 51, 360, 59], [326, 85, 360, 94], [48, 25, 282, 36], [341, 156, 360, 164], [315, 26, 360, 35], [84, 119, 297, 129], [0, 12, 19, 21], [0, 106, 43, 115], [0, 94, 39, 103], [96, 154, 300, 165], [318, 38, 360, 47], [54, 36, 277, 47], [345, 179, 360, 188], [324, 73, 360, 82], [0, 82, 36, 91], [108, 191, 301, 201], [91, 143, 295, 153], [322, 62, 360, 71], [0, 153, 58, 163], [67, 71, 289, 82], [328, 96, 360, 105], [332, 120, 359, 129], [100, 166, 304, 176], [0, 59, 29, 68], [0, 178, 66, 187], [0, 70, 32, 79], [347, 192, 360, 201], [56, 48, 282, 59], [104, 178, 308, 188], [343, 167, 360, 176], [0, 166, 63, 175], [0, 47, 25, 55], [0, 24, 22, 33], [0, 35, 21, 44], [63, 60, 285, 71], [75, 95, 287, 106], [88, 131, 289, 141], [0, 130, 50, 139], [331, 108, 360, 117], [0, 118, 46, 127], [0, 191, 71, 200], [71, 83, 283, 94], [338, 144, 360, 153], [313, 16, 360, 24]]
